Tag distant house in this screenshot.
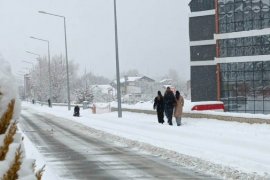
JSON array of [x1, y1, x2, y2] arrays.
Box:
[[90, 85, 116, 102], [90, 85, 116, 95], [159, 78, 173, 86], [111, 76, 155, 99]]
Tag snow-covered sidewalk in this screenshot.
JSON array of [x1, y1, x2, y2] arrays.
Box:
[[21, 102, 270, 179]]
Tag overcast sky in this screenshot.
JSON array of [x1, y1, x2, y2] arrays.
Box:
[[0, 0, 190, 82]]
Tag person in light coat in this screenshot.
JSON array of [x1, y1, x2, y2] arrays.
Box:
[[174, 91, 184, 126]]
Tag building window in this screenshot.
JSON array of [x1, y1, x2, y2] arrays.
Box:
[[220, 61, 270, 114], [219, 35, 270, 57], [218, 0, 270, 33], [189, 0, 215, 12]]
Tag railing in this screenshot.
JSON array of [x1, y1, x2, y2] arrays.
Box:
[[111, 107, 270, 124]]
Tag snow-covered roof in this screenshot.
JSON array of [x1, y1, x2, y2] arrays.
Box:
[[120, 77, 142, 83], [90, 84, 116, 94], [160, 78, 172, 83], [113, 76, 154, 84]]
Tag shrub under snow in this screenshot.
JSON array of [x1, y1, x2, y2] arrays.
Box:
[[0, 57, 44, 180]]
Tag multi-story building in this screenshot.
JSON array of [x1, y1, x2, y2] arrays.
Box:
[[189, 0, 270, 114]]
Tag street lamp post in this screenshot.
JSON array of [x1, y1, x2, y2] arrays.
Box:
[[30, 36, 52, 107], [113, 0, 122, 118], [26, 51, 42, 100], [38, 10, 71, 111]]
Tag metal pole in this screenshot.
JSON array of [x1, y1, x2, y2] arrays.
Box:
[[38, 11, 71, 111], [64, 17, 71, 111], [48, 42, 52, 107], [113, 0, 122, 118], [37, 58, 42, 101], [25, 51, 42, 100], [29, 37, 52, 105]]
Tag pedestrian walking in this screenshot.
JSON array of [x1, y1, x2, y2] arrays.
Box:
[[73, 105, 80, 117], [153, 91, 164, 124], [48, 98, 51, 107], [164, 87, 176, 125], [174, 91, 184, 126]]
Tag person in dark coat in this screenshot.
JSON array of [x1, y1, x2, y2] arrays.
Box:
[[164, 87, 176, 125], [153, 91, 164, 124], [73, 105, 80, 117]]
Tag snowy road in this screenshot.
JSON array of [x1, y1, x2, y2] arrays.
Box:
[[19, 107, 218, 180]]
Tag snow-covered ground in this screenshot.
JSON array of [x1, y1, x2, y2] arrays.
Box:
[[21, 102, 270, 179]]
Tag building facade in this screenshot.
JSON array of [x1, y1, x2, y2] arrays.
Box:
[[189, 0, 270, 114]]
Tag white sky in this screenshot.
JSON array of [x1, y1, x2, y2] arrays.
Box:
[[0, 0, 190, 81]]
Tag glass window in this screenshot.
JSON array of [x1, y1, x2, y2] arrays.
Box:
[[245, 71, 253, 80], [254, 61, 263, 70], [246, 100, 255, 111], [262, 35, 270, 45], [253, 19, 262, 29], [219, 4, 226, 14], [229, 72, 237, 81], [219, 61, 270, 113], [235, 21, 244, 31], [235, 38, 243, 46], [253, 46, 261, 55], [263, 61, 270, 70], [261, 45, 270, 54], [237, 71, 245, 80], [227, 47, 235, 56], [235, 47, 245, 56], [245, 62, 254, 71], [255, 101, 264, 110], [238, 62, 245, 71], [264, 101, 270, 110], [263, 71, 270, 80], [235, 2, 244, 13], [262, 19, 270, 28], [244, 20, 253, 30], [254, 80, 264, 90], [244, 37, 253, 46], [221, 71, 229, 81], [244, 1, 252, 13], [220, 63, 227, 70], [232, 63, 238, 71], [227, 22, 235, 32]]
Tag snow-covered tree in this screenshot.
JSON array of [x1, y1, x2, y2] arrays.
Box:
[[29, 55, 79, 103], [73, 87, 94, 103]]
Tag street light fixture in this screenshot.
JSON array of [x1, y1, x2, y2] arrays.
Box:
[[38, 10, 71, 111], [26, 51, 40, 58], [22, 60, 34, 66], [113, 0, 122, 118], [30, 36, 52, 107]]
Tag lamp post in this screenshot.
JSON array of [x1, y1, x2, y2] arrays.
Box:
[[113, 0, 122, 118], [22, 60, 34, 68], [26, 51, 42, 101], [30, 36, 52, 107], [38, 10, 71, 111]]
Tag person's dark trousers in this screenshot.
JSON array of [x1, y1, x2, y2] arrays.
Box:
[[157, 111, 164, 124], [166, 108, 173, 125], [164, 106, 168, 120]]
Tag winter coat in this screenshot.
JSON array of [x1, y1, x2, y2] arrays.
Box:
[[164, 90, 176, 109], [153, 96, 164, 112], [174, 96, 184, 118]]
